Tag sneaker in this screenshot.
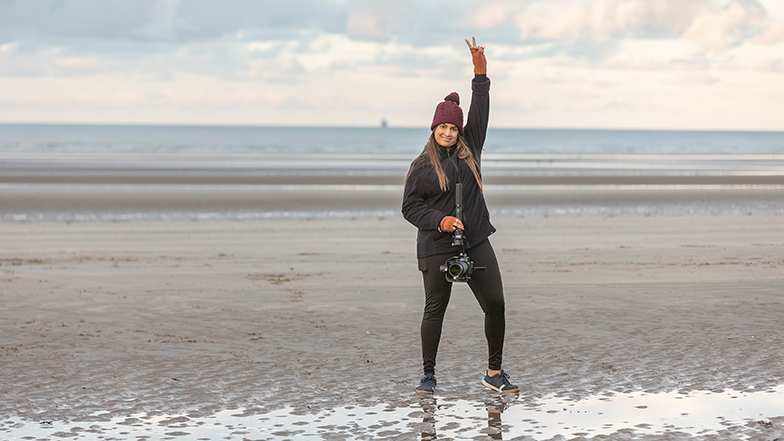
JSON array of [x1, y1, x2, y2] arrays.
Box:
[[482, 370, 519, 393], [416, 373, 437, 394]]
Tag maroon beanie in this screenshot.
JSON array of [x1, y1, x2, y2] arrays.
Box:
[[430, 92, 463, 134]]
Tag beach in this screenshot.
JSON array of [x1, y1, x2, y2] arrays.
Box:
[[2, 129, 784, 438], [2, 209, 784, 439]]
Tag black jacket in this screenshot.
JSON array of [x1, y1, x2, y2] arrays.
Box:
[[402, 74, 494, 259]]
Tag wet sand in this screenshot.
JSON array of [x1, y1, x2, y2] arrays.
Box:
[[1, 213, 783, 439], [2, 185, 783, 219], [4, 151, 784, 221]]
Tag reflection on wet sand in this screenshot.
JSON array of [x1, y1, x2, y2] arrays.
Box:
[[420, 394, 518, 440], [420, 398, 436, 441], [415, 385, 783, 440], [1, 386, 782, 439], [484, 395, 510, 440]]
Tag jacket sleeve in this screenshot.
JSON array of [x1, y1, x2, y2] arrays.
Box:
[[402, 164, 447, 231], [463, 74, 490, 161]]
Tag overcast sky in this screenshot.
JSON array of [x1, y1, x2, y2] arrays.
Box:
[[1, 0, 783, 129]]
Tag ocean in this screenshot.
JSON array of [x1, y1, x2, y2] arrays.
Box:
[[2, 124, 784, 155], [1, 124, 783, 222]]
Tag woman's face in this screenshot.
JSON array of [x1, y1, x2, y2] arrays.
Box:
[[434, 123, 459, 148]]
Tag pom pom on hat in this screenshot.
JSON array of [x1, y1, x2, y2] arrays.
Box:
[[444, 92, 460, 105], [431, 92, 464, 134]]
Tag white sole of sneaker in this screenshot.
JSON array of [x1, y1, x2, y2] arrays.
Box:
[[482, 380, 519, 393]]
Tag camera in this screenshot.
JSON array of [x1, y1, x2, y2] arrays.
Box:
[[440, 249, 481, 283]]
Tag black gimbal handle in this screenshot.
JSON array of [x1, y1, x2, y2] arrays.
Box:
[[455, 182, 463, 222], [452, 183, 465, 247]]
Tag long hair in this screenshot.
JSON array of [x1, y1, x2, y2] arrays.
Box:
[[407, 133, 482, 192]]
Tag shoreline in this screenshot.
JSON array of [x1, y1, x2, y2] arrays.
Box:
[[2, 183, 783, 222], [3, 173, 784, 186], [3, 152, 784, 186]]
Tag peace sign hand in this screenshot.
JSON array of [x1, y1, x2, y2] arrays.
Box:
[[465, 36, 487, 75]]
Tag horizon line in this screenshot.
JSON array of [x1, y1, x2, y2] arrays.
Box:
[[1, 121, 783, 133]]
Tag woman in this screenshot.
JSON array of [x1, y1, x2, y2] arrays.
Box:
[[402, 37, 518, 395]]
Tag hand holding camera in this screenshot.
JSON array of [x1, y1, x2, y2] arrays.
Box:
[[440, 216, 464, 233]]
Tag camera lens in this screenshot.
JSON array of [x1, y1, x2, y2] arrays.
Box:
[[448, 261, 469, 278]]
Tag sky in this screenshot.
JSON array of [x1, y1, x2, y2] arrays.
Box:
[[1, 0, 783, 130]]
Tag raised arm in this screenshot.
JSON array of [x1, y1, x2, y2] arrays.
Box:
[[463, 37, 490, 159]]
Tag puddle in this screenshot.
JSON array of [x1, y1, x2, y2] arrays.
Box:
[[2, 385, 782, 440]]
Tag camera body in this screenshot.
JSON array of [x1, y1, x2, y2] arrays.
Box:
[[440, 249, 477, 283]]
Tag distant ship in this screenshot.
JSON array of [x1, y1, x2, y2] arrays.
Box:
[[380, 119, 388, 128]]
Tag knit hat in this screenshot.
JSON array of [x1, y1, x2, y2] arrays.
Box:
[[430, 92, 463, 135]]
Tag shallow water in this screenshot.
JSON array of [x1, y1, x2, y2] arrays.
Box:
[[4, 152, 784, 175], [3, 385, 782, 440], [2, 183, 784, 223], [3, 124, 784, 155]]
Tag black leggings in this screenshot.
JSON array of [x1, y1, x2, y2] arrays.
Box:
[[419, 239, 505, 375]]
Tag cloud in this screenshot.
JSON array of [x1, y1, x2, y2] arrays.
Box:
[[683, 1, 768, 49], [0, 0, 348, 42], [465, 0, 706, 42], [2, 0, 779, 51], [1, 0, 783, 129], [754, 58, 784, 71], [134, 0, 195, 40], [346, 0, 409, 42], [753, 18, 784, 44], [468, 0, 775, 52], [1, 0, 779, 80], [0, 0, 158, 40]]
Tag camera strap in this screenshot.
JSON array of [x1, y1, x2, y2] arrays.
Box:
[[449, 149, 462, 186], [449, 150, 466, 251]]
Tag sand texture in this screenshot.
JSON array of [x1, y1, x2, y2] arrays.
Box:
[[1, 215, 783, 439]]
